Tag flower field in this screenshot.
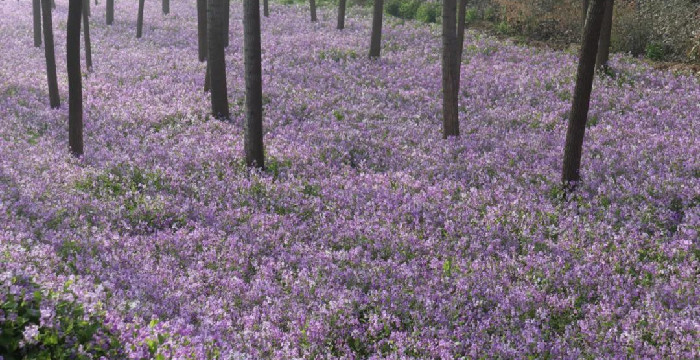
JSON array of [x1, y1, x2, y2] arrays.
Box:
[[0, 0, 698, 358]]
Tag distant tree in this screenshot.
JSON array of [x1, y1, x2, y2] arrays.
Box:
[[243, 0, 264, 168], [208, 0, 229, 119], [163, 0, 170, 15], [106, 0, 114, 25], [337, 0, 346, 30], [83, 0, 93, 71], [441, 0, 466, 138], [41, 0, 59, 108], [596, 0, 614, 69], [67, 0, 84, 156], [263, 0, 269, 17], [33, 0, 42, 47], [562, 0, 607, 188], [310, 0, 317, 22], [137, 0, 145, 38], [197, 0, 208, 62], [369, 0, 383, 58]]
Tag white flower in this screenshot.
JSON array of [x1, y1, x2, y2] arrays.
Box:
[[22, 324, 40, 345]]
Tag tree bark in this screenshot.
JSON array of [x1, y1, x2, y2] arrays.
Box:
[[33, 0, 42, 47], [224, 0, 230, 47], [204, 60, 211, 92], [136, 0, 145, 38], [369, 0, 383, 58], [163, 0, 170, 15], [596, 0, 614, 69], [67, 0, 84, 157], [582, 0, 589, 29], [263, 0, 269, 17], [310, 0, 317, 22], [83, 0, 92, 71], [197, 0, 208, 62], [442, 0, 458, 137], [562, 0, 607, 187], [243, 0, 264, 168], [41, 0, 60, 108], [337, 0, 346, 30], [84, 0, 90, 17], [208, 0, 229, 119], [52, 0, 55, 9], [106, 0, 114, 25]]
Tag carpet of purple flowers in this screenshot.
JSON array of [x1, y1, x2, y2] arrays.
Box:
[[1, 0, 698, 358]]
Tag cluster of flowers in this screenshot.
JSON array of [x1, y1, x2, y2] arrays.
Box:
[[0, 0, 697, 358]]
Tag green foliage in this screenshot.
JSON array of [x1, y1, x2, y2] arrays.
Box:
[[465, 7, 479, 23], [415, 2, 441, 24], [645, 42, 666, 61], [385, 0, 402, 18], [399, 0, 421, 19], [319, 48, 358, 62], [1, 277, 122, 359], [496, 21, 511, 35]]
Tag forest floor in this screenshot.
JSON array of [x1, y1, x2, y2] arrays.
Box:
[[1, 1, 698, 359]]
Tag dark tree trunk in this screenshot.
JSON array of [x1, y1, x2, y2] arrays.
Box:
[[83, 0, 92, 71], [562, 0, 607, 188], [197, 0, 208, 62], [243, 0, 264, 168], [33, 0, 42, 47], [163, 0, 170, 14], [582, 0, 589, 29], [67, 0, 84, 157], [263, 0, 269, 17], [106, 0, 114, 25], [84, 0, 90, 17], [369, 0, 383, 58], [442, 0, 458, 137], [136, 0, 145, 38], [596, 0, 614, 69], [41, 0, 60, 108], [337, 0, 346, 30], [52, 0, 55, 9], [204, 60, 211, 92], [309, 0, 317, 22], [208, 0, 229, 119], [224, 0, 230, 47]]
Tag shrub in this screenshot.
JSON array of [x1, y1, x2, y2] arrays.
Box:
[[416, 2, 441, 24], [385, 0, 402, 18], [645, 42, 666, 61], [399, 0, 421, 19]]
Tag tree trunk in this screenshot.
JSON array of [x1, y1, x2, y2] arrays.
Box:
[[224, 0, 230, 47], [84, 0, 90, 17], [337, 0, 346, 30], [596, 0, 614, 69], [83, 0, 92, 71], [442, 0, 458, 137], [204, 60, 211, 92], [562, 0, 607, 188], [41, 0, 60, 108], [310, 0, 317, 22], [197, 0, 208, 62], [208, 0, 229, 119], [582, 0, 589, 29], [67, 0, 84, 157], [263, 0, 269, 17], [52, 0, 55, 9], [163, 0, 170, 15], [369, 0, 383, 58], [243, 0, 264, 168], [106, 0, 114, 25], [136, 0, 145, 38], [33, 0, 42, 47]]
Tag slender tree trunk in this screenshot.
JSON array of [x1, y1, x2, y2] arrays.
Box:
[[83, 0, 92, 71], [67, 0, 84, 157], [204, 60, 211, 92], [562, 0, 607, 188], [208, 0, 229, 119], [84, 0, 90, 17], [52, 0, 55, 9], [442, 0, 458, 137], [41, 0, 60, 108], [244, 0, 264, 168], [136, 0, 145, 38], [33, 0, 42, 47], [197, 0, 208, 62], [369, 0, 383, 58], [263, 0, 269, 17], [224, 0, 230, 47], [596, 0, 614, 69], [582, 0, 589, 29], [337, 0, 346, 30], [309, 0, 317, 22], [163, 0, 170, 15], [106, 0, 114, 25]]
